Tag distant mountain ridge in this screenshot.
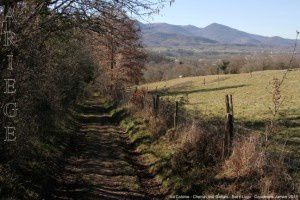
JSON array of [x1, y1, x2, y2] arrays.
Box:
[[139, 22, 294, 47]]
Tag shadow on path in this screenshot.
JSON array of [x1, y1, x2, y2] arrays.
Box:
[[53, 99, 164, 200]]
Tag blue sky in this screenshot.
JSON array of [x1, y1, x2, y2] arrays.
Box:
[[146, 0, 300, 39]]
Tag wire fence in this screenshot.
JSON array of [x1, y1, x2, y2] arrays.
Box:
[[124, 85, 300, 170]]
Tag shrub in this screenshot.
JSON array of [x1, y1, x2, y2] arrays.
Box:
[[218, 135, 294, 195], [219, 135, 265, 178], [171, 121, 223, 175]]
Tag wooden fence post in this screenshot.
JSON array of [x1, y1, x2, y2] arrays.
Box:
[[152, 94, 160, 116], [224, 94, 234, 158], [152, 95, 156, 114], [156, 94, 160, 113], [203, 78, 206, 85], [174, 101, 179, 129], [141, 91, 145, 109]]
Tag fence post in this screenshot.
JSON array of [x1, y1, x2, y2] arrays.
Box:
[[152, 94, 160, 116], [224, 94, 234, 158], [174, 101, 179, 129], [156, 94, 160, 113], [141, 91, 145, 109], [203, 78, 206, 85], [229, 94, 233, 116], [152, 95, 156, 114]]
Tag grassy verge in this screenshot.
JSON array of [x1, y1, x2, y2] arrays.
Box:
[[141, 69, 300, 193], [120, 116, 178, 193], [120, 88, 298, 196]]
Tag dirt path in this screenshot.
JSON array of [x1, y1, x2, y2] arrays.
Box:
[[53, 99, 164, 200]]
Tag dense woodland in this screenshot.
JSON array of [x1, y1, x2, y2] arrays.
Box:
[[0, 0, 172, 198]]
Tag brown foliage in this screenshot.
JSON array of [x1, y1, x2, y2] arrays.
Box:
[[130, 88, 147, 109], [218, 135, 294, 195], [144, 54, 300, 83], [0, 1, 172, 198], [90, 9, 146, 99], [219, 135, 265, 179], [171, 121, 223, 173]]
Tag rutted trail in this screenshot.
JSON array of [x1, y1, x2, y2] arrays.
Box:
[[53, 99, 164, 200]]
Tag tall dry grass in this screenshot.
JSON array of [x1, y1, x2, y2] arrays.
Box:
[[123, 88, 295, 195], [218, 134, 294, 195]]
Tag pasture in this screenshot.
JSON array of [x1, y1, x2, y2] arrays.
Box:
[[143, 70, 300, 121], [142, 69, 300, 155]]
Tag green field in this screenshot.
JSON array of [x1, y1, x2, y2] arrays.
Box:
[[143, 70, 300, 121], [139, 69, 300, 194], [142, 69, 300, 155]]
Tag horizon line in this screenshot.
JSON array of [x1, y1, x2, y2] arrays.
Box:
[[140, 21, 298, 40]]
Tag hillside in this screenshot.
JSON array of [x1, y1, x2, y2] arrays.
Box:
[[143, 69, 299, 120], [142, 69, 300, 153], [140, 69, 300, 194], [140, 22, 295, 47]]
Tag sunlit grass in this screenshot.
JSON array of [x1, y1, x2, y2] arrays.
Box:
[[142, 69, 300, 123], [142, 69, 300, 161]]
